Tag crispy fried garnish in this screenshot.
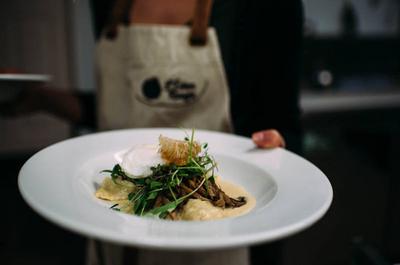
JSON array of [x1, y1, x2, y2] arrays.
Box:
[[158, 135, 201, 165]]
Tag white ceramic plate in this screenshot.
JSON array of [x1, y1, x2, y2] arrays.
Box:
[[18, 128, 332, 250]]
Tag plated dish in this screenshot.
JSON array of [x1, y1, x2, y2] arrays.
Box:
[[95, 130, 255, 221], [18, 128, 333, 250]]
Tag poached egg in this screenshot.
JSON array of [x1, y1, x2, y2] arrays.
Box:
[[115, 144, 164, 178]]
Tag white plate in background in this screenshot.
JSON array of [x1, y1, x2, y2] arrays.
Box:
[[0, 74, 51, 103], [0, 73, 50, 82]]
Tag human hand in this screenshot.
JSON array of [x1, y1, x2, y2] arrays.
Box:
[[0, 85, 44, 118], [252, 129, 285, 149], [0, 85, 83, 123]]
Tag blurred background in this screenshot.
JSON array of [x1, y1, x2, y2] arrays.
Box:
[[1, 0, 399, 264]]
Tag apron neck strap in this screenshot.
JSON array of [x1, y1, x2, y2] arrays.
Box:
[[190, 0, 213, 46], [105, 0, 134, 39], [105, 0, 213, 45]]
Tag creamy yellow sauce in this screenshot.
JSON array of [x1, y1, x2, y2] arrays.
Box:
[[96, 177, 256, 221], [95, 177, 135, 201], [177, 179, 256, 221]]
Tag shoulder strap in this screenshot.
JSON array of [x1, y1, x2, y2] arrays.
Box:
[[190, 0, 213, 46], [105, 0, 134, 40], [105, 0, 213, 45]]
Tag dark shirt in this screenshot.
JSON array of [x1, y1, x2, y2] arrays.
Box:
[[86, 0, 303, 152], [214, 0, 304, 152]]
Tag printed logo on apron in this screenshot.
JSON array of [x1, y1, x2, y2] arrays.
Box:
[[137, 74, 208, 107]]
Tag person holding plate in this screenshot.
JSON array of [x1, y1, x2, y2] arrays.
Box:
[[1, 0, 303, 264]]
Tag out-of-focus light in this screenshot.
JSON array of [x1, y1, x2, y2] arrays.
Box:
[[318, 70, 333, 87]]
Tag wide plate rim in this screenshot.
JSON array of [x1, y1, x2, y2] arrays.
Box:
[[18, 128, 333, 250]]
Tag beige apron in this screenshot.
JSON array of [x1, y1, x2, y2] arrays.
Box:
[[96, 24, 232, 132]]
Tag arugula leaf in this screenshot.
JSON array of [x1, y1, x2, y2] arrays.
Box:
[[147, 191, 158, 200], [101, 164, 129, 182], [110, 203, 120, 211], [187, 128, 195, 163], [150, 181, 163, 189], [145, 199, 183, 218]]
